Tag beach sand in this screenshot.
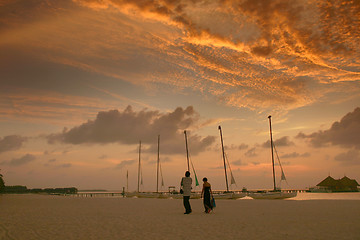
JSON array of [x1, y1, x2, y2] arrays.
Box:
[[1, 194, 359, 240]]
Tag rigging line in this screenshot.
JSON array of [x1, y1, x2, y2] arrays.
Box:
[[188, 150, 199, 187], [273, 143, 288, 185], [159, 162, 164, 187], [190, 159, 199, 187], [186, 134, 199, 187], [225, 152, 237, 186], [140, 166, 143, 185]]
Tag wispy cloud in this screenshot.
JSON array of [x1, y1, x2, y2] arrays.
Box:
[[1, 0, 359, 113], [116, 159, 136, 169], [245, 147, 257, 157], [281, 152, 311, 159], [2, 154, 36, 166], [334, 149, 360, 166], [0, 87, 122, 125]]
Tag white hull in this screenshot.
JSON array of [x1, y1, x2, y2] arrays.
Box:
[[213, 192, 247, 199], [169, 192, 200, 199], [190, 192, 201, 199], [125, 192, 170, 198], [125, 192, 138, 198], [248, 191, 297, 199]]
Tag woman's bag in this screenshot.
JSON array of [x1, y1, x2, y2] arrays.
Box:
[[211, 197, 216, 208]]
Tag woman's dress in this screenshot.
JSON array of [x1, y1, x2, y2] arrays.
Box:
[[203, 186, 212, 212]]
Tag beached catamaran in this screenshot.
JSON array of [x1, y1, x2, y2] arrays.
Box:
[[134, 136, 170, 199], [248, 116, 297, 199], [125, 140, 143, 198], [183, 130, 201, 199], [216, 126, 246, 199], [156, 135, 168, 198]]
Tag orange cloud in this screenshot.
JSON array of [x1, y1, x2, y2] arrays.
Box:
[[1, 0, 358, 113]]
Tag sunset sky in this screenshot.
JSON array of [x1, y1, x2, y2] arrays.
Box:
[[1, 0, 359, 191]]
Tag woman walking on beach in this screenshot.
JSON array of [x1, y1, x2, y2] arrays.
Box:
[[201, 177, 213, 213]]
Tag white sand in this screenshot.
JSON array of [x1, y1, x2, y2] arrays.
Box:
[[1, 194, 360, 240]]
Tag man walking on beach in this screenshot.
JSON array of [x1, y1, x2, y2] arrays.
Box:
[[180, 171, 192, 214]]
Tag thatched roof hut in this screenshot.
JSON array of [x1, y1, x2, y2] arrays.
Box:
[[316, 176, 359, 192]]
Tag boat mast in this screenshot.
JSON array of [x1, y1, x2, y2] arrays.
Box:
[[126, 170, 128, 192], [184, 130, 190, 171], [268, 116, 277, 191], [137, 140, 141, 193], [156, 135, 160, 193], [218, 126, 229, 192]]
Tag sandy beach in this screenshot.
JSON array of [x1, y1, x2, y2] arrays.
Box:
[[1, 194, 360, 240]]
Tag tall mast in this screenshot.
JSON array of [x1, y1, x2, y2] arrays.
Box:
[[184, 130, 190, 171], [268, 116, 277, 191], [218, 126, 229, 192], [156, 135, 160, 193], [137, 140, 141, 192], [126, 170, 128, 192]]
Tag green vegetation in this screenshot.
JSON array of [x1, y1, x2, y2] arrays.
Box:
[[2, 186, 78, 194], [0, 173, 5, 193], [0, 172, 77, 194]]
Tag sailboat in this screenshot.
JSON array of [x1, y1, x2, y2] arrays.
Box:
[[125, 140, 143, 198], [156, 135, 169, 199], [135, 136, 170, 199], [248, 116, 297, 199], [183, 130, 201, 199], [215, 126, 246, 199], [135, 140, 157, 198]]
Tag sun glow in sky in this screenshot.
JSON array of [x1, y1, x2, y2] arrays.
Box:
[[0, 0, 359, 191]]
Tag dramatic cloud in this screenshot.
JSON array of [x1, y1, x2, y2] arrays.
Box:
[[262, 136, 294, 148], [296, 107, 360, 148], [0, 135, 27, 154], [47, 106, 215, 155], [334, 150, 360, 166], [2, 154, 36, 166]]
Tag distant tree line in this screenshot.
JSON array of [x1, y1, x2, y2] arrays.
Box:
[[2, 186, 78, 194], [0, 173, 77, 194], [0, 173, 5, 193]]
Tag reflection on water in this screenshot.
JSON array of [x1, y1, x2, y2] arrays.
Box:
[[287, 192, 360, 200]]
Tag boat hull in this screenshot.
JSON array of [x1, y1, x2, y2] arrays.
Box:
[[248, 191, 297, 199], [169, 192, 200, 199], [213, 192, 247, 199]]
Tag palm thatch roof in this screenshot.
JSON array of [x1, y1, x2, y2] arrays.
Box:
[[316, 176, 359, 191], [317, 176, 338, 187]]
